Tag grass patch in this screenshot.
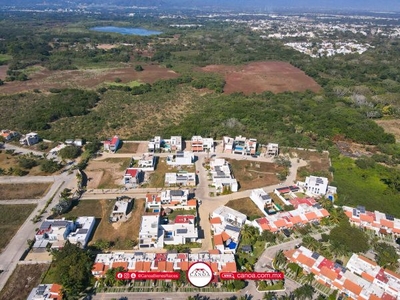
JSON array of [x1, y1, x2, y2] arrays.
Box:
[[0, 204, 37, 250], [0, 54, 12, 63], [0, 182, 52, 200], [333, 156, 400, 217], [148, 159, 196, 188], [103, 157, 132, 171], [62, 199, 145, 249], [290, 149, 332, 181], [0, 264, 49, 300], [225, 197, 264, 220], [227, 159, 282, 190], [165, 208, 197, 223], [118, 142, 140, 153], [105, 80, 142, 88]]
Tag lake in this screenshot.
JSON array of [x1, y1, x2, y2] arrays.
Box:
[[90, 26, 162, 36]]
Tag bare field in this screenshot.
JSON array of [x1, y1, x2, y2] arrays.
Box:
[[291, 150, 332, 181], [227, 159, 282, 190], [118, 142, 140, 153], [225, 197, 264, 220], [0, 182, 51, 200], [200, 61, 321, 95], [375, 119, 400, 142], [0, 264, 49, 300], [0, 204, 36, 251], [86, 158, 131, 189], [63, 199, 145, 248], [0, 64, 178, 94]]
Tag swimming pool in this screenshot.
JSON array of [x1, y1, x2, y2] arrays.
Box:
[[235, 146, 243, 151]]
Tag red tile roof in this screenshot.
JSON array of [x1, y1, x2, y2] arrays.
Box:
[[143, 262, 151, 271], [214, 234, 223, 246], [180, 261, 189, 271], [135, 261, 143, 271], [158, 261, 166, 271], [381, 218, 394, 228], [221, 262, 237, 273], [209, 249, 220, 254], [320, 209, 330, 217], [384, 268, 400, 280], [125, 168, 138, 177], [343, 279, 363, 295], [358, 255, 377, 266], [112, 262, 128, 270], [274, 219, 287, 228], [174, 215, 195, 224], [111, 136, 119, 145], [166, 262, 174, 272], [360, 214, 374, 223], [361, 271, 375, 282], [211, 262, 218, 273], [305, 212, 318, 221], [289, 215, 303, 224], [320, 266, 339, 281], [297, 253, 315, 268], [187, 199, 197, 206], [221, 231, 231, 241], [381, 293, 397, 300], [50, 283, 62, 295], [210, 217, 222, 224], [92, 262, 104, 272]]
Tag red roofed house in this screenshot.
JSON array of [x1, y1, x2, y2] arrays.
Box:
[[104, 135, 120, 152], [124, 168, 142, 185]]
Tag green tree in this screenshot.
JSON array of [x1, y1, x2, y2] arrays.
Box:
[[240, 225, 259, 243], [273, 250, 287, 268], [40, 159, 61, 173], [52, 242, 93, 298], [292, 284, 314, 300], [301, 235, 319, 252], [59, 146, 81, 160], [134, 64, 144, 71], [259, 230, 276, 243], [374, 242, 399, 270], [329, 220, 369, 253]]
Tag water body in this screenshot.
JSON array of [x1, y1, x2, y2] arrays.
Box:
[[90, 26, 162, 36]]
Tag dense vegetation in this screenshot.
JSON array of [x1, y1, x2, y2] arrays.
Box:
[[1, 12, 400, 218]]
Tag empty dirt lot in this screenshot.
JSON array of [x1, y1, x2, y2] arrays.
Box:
[[85, 158, 131, 189], [0, 64, 178, 94], [0, 182, 52, 200], [200, 61, 321, 95]]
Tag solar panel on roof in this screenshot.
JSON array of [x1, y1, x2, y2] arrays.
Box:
[[225, 225, 241, 233], [311, 252, 320, 259], [386, 214, 394, 221], [176, 228, 188, 234], [313, 204, 322, 209], [353, 209, 358, 216], [40, 221, 52, 230], [334, 262, 341, 269], [316, 178, 324, 184], [261, 194, 271, 200], [357, 206, 366, 213]]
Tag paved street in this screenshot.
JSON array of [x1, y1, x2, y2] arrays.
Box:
[[0, 171, 76, 291]]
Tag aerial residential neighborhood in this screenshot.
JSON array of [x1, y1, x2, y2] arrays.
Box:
[[2, 2, 400, 300]]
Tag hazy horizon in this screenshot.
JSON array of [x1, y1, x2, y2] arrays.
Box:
[[2, 0, 400, 12]]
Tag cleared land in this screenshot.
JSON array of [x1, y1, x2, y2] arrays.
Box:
[[63, 199, 145, 249], [86, 158, 131, 189], [0, 264, 49, 300], [225, 197, 264, 220], [200, 61, 321, 95], [375, 119, 400, 142], [291, 149, 332, 181], [227, 159, 282, 190], [0, 182, 51, 200], [0, 204, 36, 251], [118, 142, 140, 153], [148, 159, 196, 188], [0, 64, 178, 94]]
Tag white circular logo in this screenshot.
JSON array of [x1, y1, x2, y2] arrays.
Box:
[[130, 272, 136, 279], [187, 262, 213, 288]]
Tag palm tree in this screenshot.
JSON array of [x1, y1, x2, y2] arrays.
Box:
[[264, 292, 277, 300], [274, 250, 287, 268], [304, 273, 315, 285], [302, 235, 319, 252], [241, 224, 258, 243]]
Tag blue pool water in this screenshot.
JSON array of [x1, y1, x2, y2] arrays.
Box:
[[154, 209, 160, 213], [235, 146, 244, 151], [90, 26, 162, 36]]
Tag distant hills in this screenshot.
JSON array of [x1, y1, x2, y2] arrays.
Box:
[[3, 0, 400, 12]]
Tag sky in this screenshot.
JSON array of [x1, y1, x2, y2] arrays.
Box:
[[4, 0, 400, 12]]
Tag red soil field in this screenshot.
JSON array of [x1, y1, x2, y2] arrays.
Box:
[[0, 64, 178, 94], [200, 61, 321, 95]]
